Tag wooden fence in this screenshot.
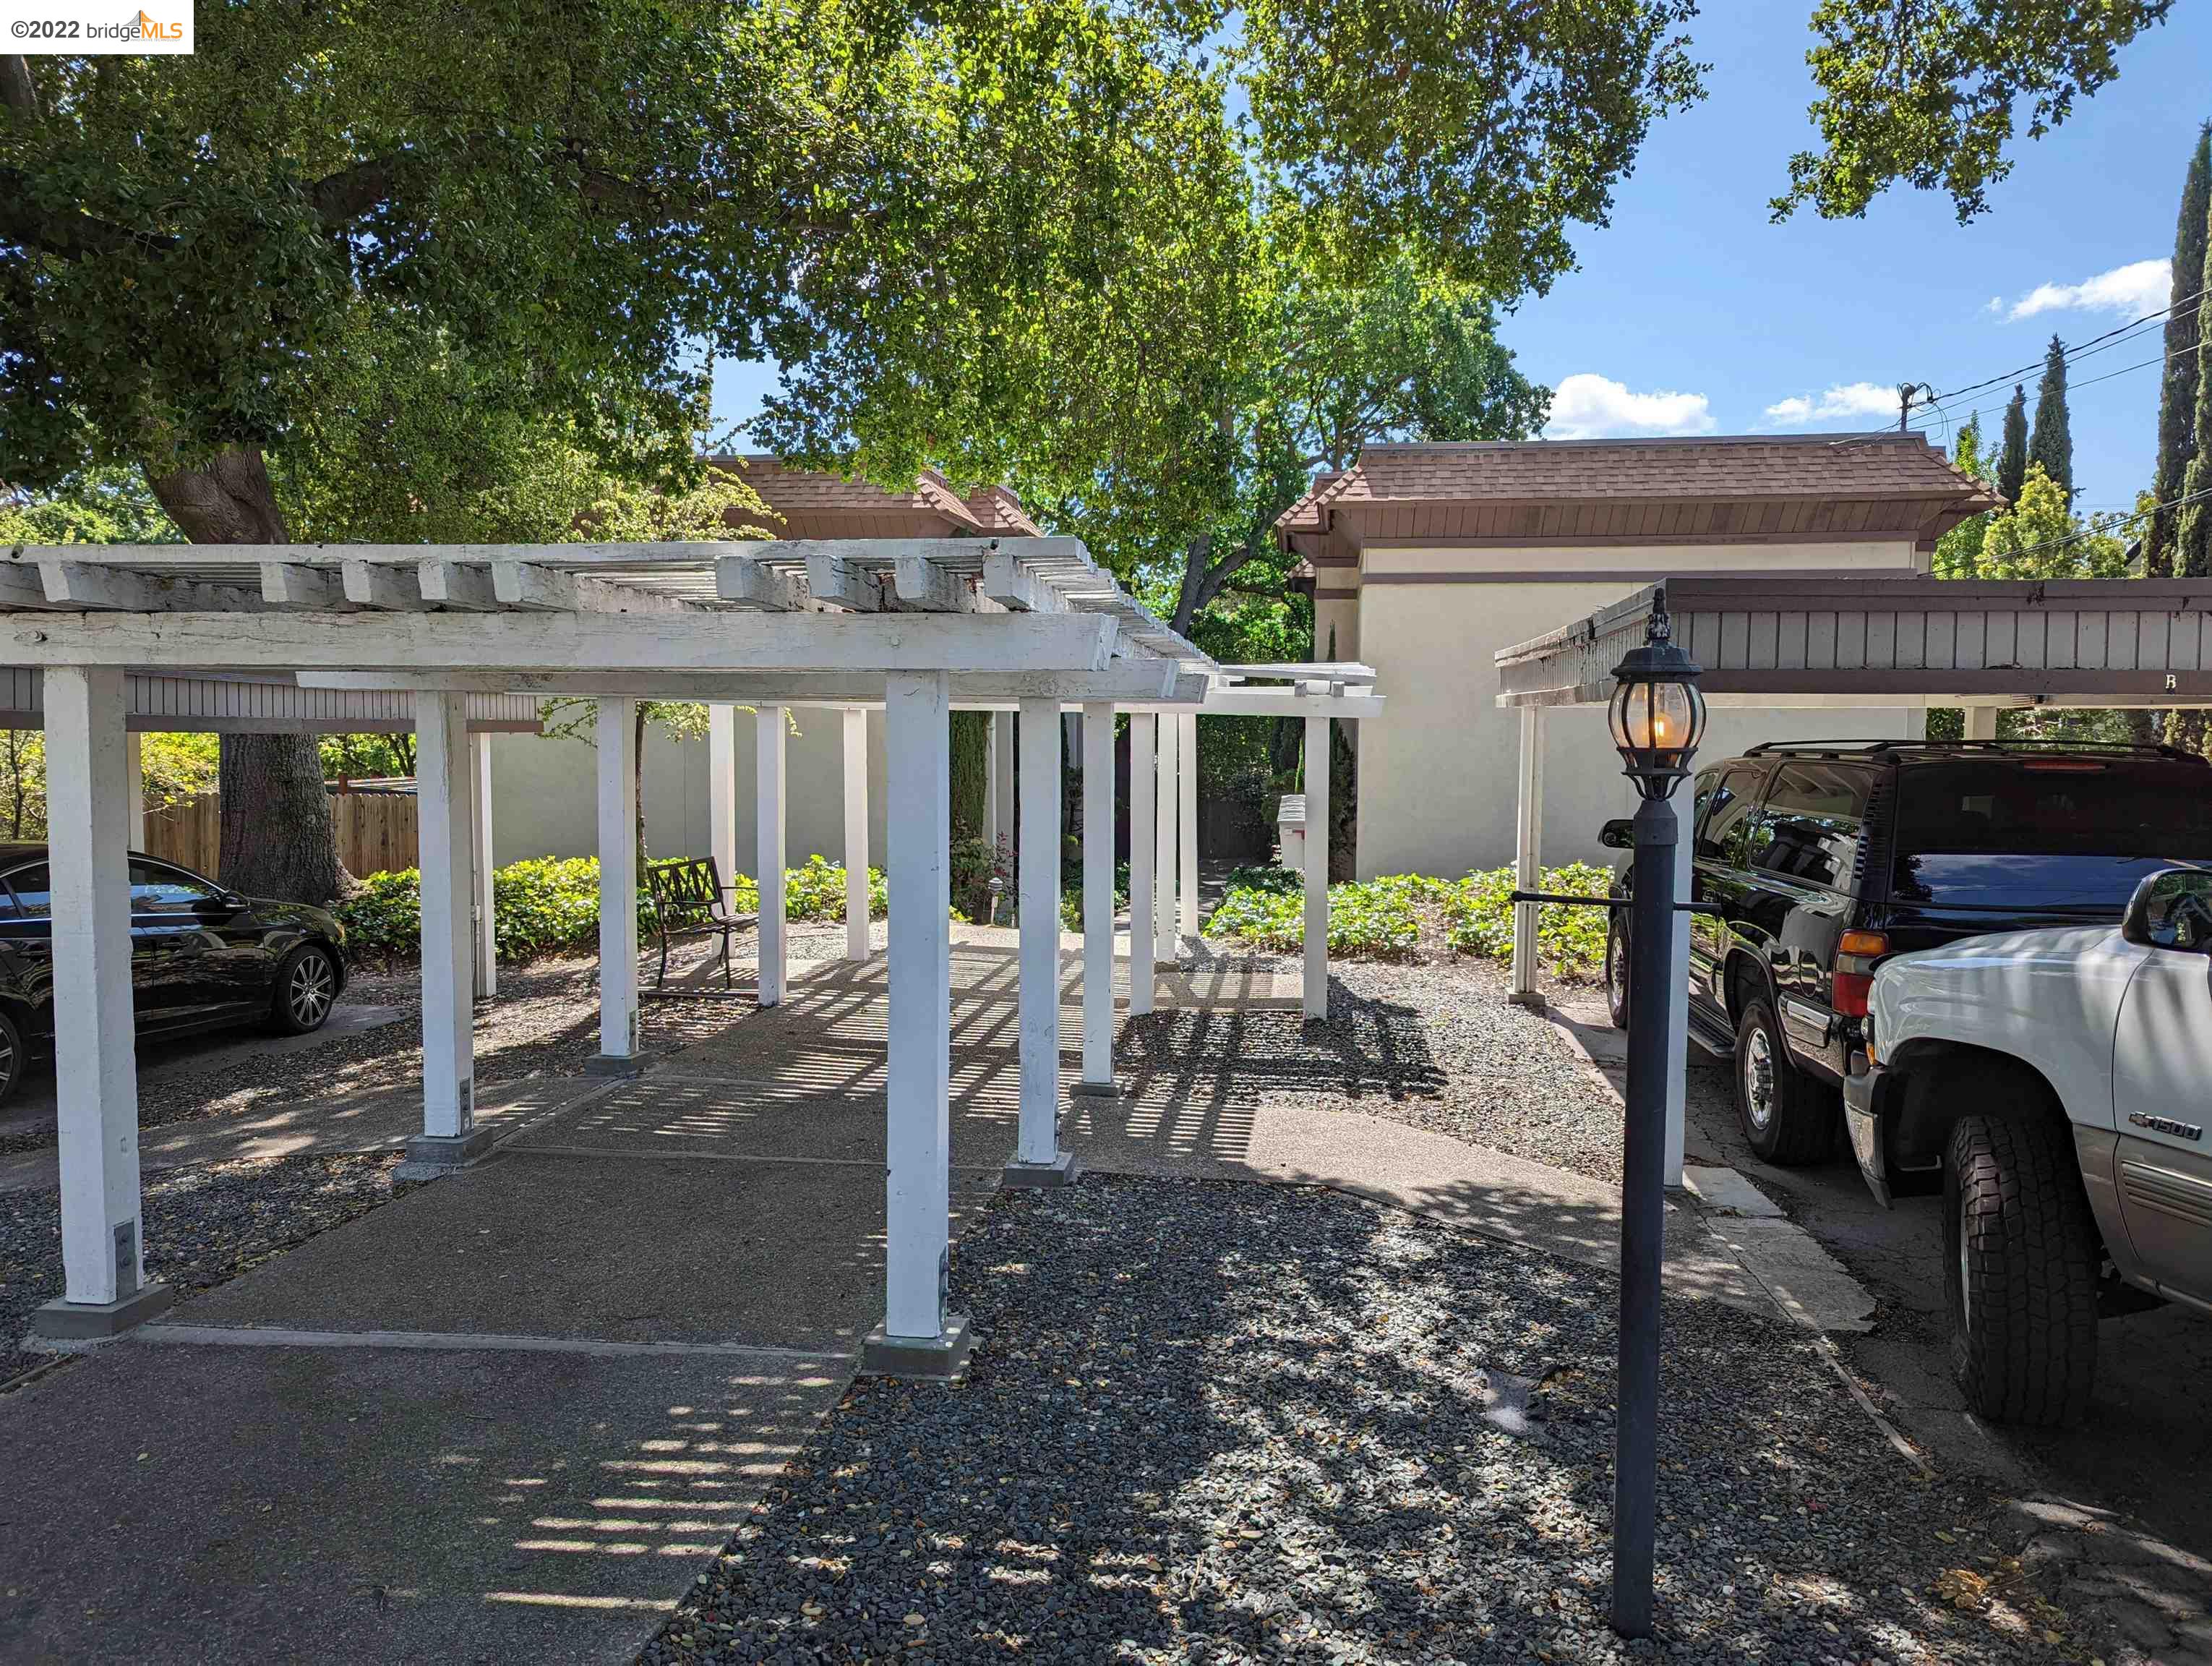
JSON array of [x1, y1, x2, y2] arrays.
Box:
[[142, 785, 420, 879]]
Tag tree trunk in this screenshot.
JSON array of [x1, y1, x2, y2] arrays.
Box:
[[146, 445, 340, 902]]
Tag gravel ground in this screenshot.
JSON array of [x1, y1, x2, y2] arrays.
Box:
[[1121, 953, 1629, 1182], [0, 1150, 401, 1389], [0, 944, 751, 1157], [644, 1175, 2067, 1665]]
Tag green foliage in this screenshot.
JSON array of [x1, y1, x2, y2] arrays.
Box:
[[1203, 863, 1612, 977], [1775, 0, 2174, 222], [2147, 126, 2211, 580], [0, 468, 177, 544], [1932, 416, 1992, 580], [1440, 863, 1613, 978], [319, 733, 415, 782], [1058, 874, 1131, 933], [1997, 385, 2029, 505], [2028, 336, 2072, 502], [335, 852, 890, 963], [1980, 465, 2127, 579]]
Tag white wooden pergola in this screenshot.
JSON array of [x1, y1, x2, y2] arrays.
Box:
[[1496, 573, 2212, 1189], [7, 537, 1381, 1379]]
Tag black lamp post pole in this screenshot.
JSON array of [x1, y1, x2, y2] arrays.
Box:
[[1611, 787, 1681, 1639]]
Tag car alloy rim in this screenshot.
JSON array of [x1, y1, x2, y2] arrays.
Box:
[[289, 954, 334, 1026], [1608, 931, 1627, 1009], [1742, 1025, 1775, 1129]]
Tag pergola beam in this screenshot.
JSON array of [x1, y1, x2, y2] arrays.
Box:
[[296, 665, 1204, 704], [9, 609, 1122, 675]]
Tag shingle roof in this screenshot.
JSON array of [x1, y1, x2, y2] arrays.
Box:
[[707, 456, 1042, 541], [1274, 435, 2000, 554], [1343, 435, 1995, 504]]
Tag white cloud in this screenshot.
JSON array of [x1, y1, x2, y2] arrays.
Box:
[[1999, 258, 2170, 322], [1763, 381, 1898, 425], [1543, 373, 1715, 440]]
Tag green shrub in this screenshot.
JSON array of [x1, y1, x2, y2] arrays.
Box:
[[1058, 878, 1131, 933], [1202, 875, 1421, 958], [1201, 862, 1614, 977], [1441, 861, 1613, 978], [335, 852, 891, 965]]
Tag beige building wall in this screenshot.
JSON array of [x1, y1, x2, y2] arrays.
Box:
[[1353, 540, 1928, 878], [488, 708, 889, 875]]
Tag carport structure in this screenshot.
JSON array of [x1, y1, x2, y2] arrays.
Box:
[[1496, 573, 2212, 1182], [8, 534, 1251, 1377]]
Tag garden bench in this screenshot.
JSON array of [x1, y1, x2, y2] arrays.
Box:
[[643, 856, 755, 988]]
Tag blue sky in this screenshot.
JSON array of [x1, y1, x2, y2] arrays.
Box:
[[713, 7, 2212, 516]]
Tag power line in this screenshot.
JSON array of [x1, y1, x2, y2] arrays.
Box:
[[1966, 482, 2212, 566], [1901, 341, 2187, 452], [1929, 281, 2209, 406]]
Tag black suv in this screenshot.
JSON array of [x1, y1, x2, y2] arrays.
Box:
[[0, 845, 349, 1106], [1603, 740, 2212, 1166]]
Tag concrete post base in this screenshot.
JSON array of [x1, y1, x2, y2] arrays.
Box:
[[582, 1052, 651, 1079], [1067, 1080, 1123, 1100], [1001, 1151, 1081, 1190], [396, 1125, 497, 1181], [30, 1282, 174, 1341], [858, 1312, 975, 1383], [1507, 990, 1548, 1014]]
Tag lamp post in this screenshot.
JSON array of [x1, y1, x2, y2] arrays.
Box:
[[1606, 592, 1705, 1640]]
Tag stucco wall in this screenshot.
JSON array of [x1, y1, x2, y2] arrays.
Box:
[[1350, 541, 1927, 878], [486, 707, 889, 875]]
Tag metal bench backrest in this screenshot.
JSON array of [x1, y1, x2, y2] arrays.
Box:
[[646, 857, 724, 922]]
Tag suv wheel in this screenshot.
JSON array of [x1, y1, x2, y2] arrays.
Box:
[[270, 944, 338, 1036], [1733, 996, 1831, 1165], [0, 1008, 21, 1107], [1605, 919, 1630, 1030], [1944, 1114, 2097, 1427]]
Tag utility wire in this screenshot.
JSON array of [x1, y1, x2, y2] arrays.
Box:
[[1963, 482, 2212, 565], [1929, 281, 2209, 406]]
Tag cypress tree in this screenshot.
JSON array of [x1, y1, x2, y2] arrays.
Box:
[[2028, 336, 2072, 502], [1996, 385, 2028, 504], [2145, 124, 2211, 578], [2168, 226, 2212, 758]]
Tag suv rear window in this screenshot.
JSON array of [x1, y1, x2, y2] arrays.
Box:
[[1892, 759, 2212, 910], [1746, 763, 1871, 892]]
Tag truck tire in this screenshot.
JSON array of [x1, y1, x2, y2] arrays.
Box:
[[1944, 1114, 2098, 1427], [1733, 997, 1831, 1165], [1605, 919, 1630, 1030]]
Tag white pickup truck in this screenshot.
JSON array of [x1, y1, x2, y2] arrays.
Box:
[[1846, 866, 2212, 1427]]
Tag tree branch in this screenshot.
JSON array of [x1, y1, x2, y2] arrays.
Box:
[[0, 54, 37, 121]]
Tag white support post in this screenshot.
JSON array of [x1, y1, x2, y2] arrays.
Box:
[[471, 731, 497, 1000], [408, 691, 483, 1165], [1127, 714, 1157, 1017], [757, 704, 787, 1006], [991, 710, 1016, 859], [708, 703, 738, 893], [1153, 706, 1177, 966], [1510, 706, 1546, 1008], [33, 667, 166, 1336], [842, 706, 871, 961], [1077, 702, 1118, 1095], [1666, 813, 1691, 1189], [865, 670, 971, 1375], [1963, 706, 1998, 741], [594, 698, 641, 1066], [1177, 712, 1199, 939], [124, 728, 145, 850], [1007, 696, 1076, 1185], [1303, 714, 1330, 1021]]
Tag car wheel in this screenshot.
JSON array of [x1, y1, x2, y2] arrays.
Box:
[[1944, 1114, 2098, 1427], [270, 944, 338, 1035], [0, 1008, 22, 1106], [1605, 918, 1630, 1030], [1733, 996, 1832, 1165]]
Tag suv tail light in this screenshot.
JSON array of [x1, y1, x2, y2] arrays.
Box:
[[1833, 929, 1890, 1018]]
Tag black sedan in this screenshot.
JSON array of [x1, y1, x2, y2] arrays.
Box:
[[0, 843, 348, 1105]]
